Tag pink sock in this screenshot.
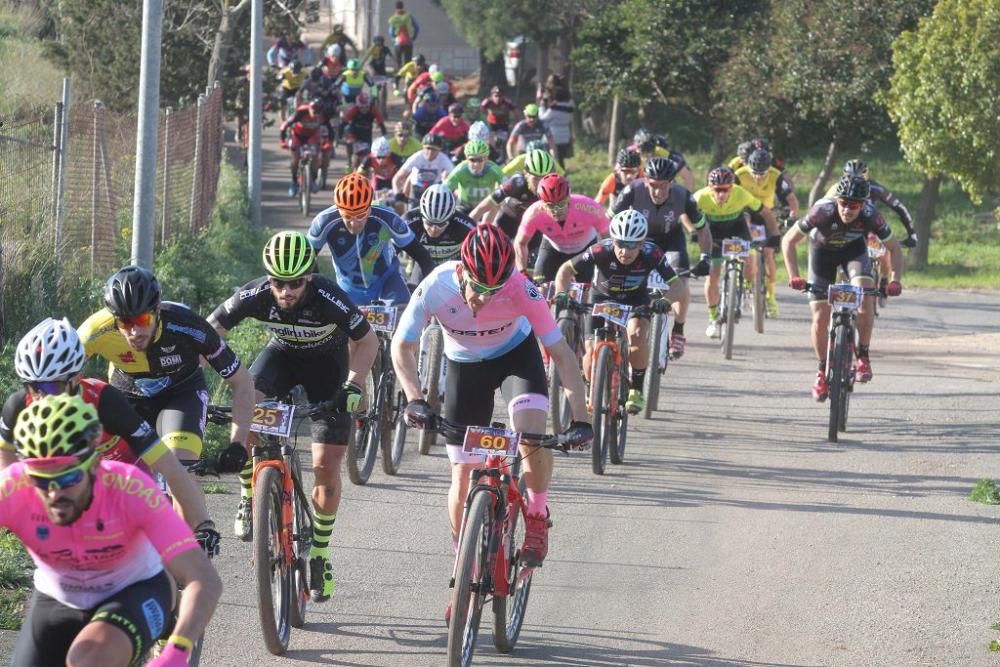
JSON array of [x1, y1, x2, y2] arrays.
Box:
[[526, 490, 548, 515]]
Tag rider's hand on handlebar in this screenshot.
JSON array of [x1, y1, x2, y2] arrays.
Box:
[[403, 399, 437, 430], [194, 520, 221, 557], [562, 420, 593, 451], [691, 254, 711, 278], [901, 234, 917, 248], [146, 643, 190, 667], [886, 281, 902, 297], [553, 291, 571, 310], [340, 381, 363, 413], [788, 276, 807, 291], [217, 442, 249, 474], [651, 297, 671, 315]]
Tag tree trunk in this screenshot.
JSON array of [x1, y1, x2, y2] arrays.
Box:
[[808, 139, 838, 206], [909, 175, 941, 270], [607, 94, 621, 167], [477, 49, 505, 97], [207, 0, 251, 89]]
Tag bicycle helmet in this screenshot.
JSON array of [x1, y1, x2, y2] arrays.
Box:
[[653, 133, 670, 150], [419, 184, 456, 225], [616, 148, 641, 169], [421, 133, 443, 148], [373, 35, 385, 45], [428, 63, 440, 74], [327, 44, 343, 59], [346, 58, 361, 70], [524, 149, 555, 176], [746, 149, 772, 174], [834, 174, 870, 201], [537, 173, 570, 204], [291, 60, 303, 73], [103, 266, 161, 317], [464, 140, 489, 158], [430, 70, 444, 83], [644, 156, 679, 181], [13, 394, 101, 461], [460, 224, 515, 287], [15, 318, 86, 383], [523, 103, 539, 118], [736, 140, 754, 163], [843, 159, 870, 180], [334, 172, 374, 213], [448, 102, 464, 116], [396, 120, 413, 133], [708, 166, 735, 187], [371, 136, 391, 158], [415, 54, 426, 66], [262, 231, 316, 279], [467, 121, 489, 143], [609, 209, 648, 243]]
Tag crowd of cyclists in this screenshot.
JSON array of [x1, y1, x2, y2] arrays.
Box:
[[0, 19, 927, 667]]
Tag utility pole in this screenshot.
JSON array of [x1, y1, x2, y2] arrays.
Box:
[[131, 0, 163, 268], [248, 0, 263, 226]]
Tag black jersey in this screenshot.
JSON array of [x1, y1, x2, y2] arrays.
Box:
[[797, 198, 892, 249], [402, 208, 476, 263], [569, 239, 677, 299], [612, 180, 704, 243], [211, 274, 371, 354]]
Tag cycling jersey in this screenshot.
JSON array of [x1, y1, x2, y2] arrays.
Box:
[[823, 179, 915, 231], [508, 119, 552, 151], [500, 152, 566, 177], [334, 70, 373, 100], [359, 153, 401, 189], [79, 302, 241, 400], [629, 144, 688, 171], [398, 150, 453, 188], [280, 67, 307, 91], [734, 165, 789, 209], [0, 379, 167, 465], [0, 459, 198, 609], [444, 160, 505, 208], [797, 197, 892, 249], [340, 104, 385, 139], [694, 185, 764, 223], [285, 106, 330, 139], [397, 262, 561, 362], [480, 96, 516, 128], [211, 274, 372, 355], [402, 208, 476, 262], [489, 174, 539, 240], [612, 180, 704, 241], [595, 172, 627, 206], [389, 135, 421, 160], [428, 117, 470, 150], [410, 103, 446, 130], [519, 194, 609, 254], [365, 44, 392, 73], [568, 239, 677, 299]]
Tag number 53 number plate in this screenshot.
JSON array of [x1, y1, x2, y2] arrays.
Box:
[[462, 425, 521, 458], [250, 402, 296, 438], [359, 305, 398, 334]]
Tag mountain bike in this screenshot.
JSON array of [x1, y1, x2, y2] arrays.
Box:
[[547, 282, 589, 434], [643, 272, 676, 419], [436, 418, 569, 667], [718, 238, 750, 360], [297, 143, 318, 216], [206, 400, 317, 655], [589, 301, 635, 474], [417, 317, 445, 455], [748, 223, 767, 333], [867, 234, 888, 317]]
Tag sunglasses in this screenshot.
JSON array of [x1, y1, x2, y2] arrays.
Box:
[[543, 199, 569, 213], [270, 277, 306, 290], [26, 451, 97, 492], [465, 275, 506, 296], [396, 132, 411, 138], [837, 199, 864, 211], [115, 312, 155, 329], [620, 168, 639, 177], [25, 380, 70, 396], [712, 186, 732, 193], [613, 240, 643, 250], [525, 115, 538, 120], [647, 179, 673, 189], [750, 170, 768, 178], [468, 157, 486, 164]]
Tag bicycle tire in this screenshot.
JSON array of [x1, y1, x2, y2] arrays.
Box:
[[288, 453, 310, 629], [253, 466, 292, 655], [380, 381, 405, 475], [493, 477, 532, 653], [723, 264, 738, 360], [347, 352, 381, 485], [549, 318, 576, 433], [840, 340, 854, 433], [643, 312, 664, 419], [828, 324, 850, 443], [591, 345, 613, 475], [448, 491, 493, 667], [419, 326, 443, 455], [609, 351, 628, 465], [298, 160, 311, 216], [387, 410, 407, 475], [753, 252, 765, 334]]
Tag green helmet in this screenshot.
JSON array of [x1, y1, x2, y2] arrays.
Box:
[[523, 103, 539, 117], [464, 140, 489, 157], [346, 58, 361, 70], [524, 149, 555, 176], [13, 394, 101, 460], [262, 231, 316, 279]]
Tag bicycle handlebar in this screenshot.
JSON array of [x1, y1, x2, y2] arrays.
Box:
[[433, 417, 567, 450]]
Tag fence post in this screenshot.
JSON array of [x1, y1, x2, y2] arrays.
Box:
[[161, 108, 171, 244], [189, 93, 206, 230], [91, 101, 102, 277], [53, 79, 71, 269]]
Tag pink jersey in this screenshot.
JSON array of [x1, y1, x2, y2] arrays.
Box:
[[519, 194, 609, 254], [0, 459, 198, 609], [397, 261, 562, 362]]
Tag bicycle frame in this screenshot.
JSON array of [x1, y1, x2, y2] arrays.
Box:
[[589, 323, 627, 419], [250, 441, 306, 569]]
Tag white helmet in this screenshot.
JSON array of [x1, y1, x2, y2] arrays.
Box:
[[372, 136, 390, 158], [15, 317, 86, 382], [326, 43, 343, 59], [428, 63, 440, 74], [609, 209, 648, 243], [467, 121, 489, 143], [419, 184, 456, 224]]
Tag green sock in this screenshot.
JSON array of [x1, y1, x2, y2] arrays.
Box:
[[708, 305, 718, 321], [239, 461, 253, 499], [310, 511, 336, 558]]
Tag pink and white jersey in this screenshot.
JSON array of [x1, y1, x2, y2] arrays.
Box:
[[0, 459, 198, 609], [396, 262, 562, 362], [519, 194, 609, 254]]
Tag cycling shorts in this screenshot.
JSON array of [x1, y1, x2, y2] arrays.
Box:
[[807, 239, 873, 302], [709, 219, 752, 262], [533, 237, 595, 283], [290, 131, 323, 151], [13, 569, 172, 667], [650, 228, 690, 272], [130, 380, 209, 462], [443, 335, 547, 464], [338, 266, 412, 307], [250, 341, 350, 444], [586, 292, 651, 337]]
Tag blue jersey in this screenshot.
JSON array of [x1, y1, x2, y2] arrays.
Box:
[[307, 205, 416, 292]]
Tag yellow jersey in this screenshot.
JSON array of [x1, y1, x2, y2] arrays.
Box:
[[734, 165, 782, 209], [693, 185, 763, 224], [280, 67, 307, 91]]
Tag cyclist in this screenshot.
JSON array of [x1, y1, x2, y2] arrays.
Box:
[[501, 138, 565, 177], [321, 23, 358, 64], [507, 103, 556, 161], [362, 34, 395, 81], [631, 128, 695, 191], [393, 53, 427, 95], [428, 102, 470, 152], [339, 92, 387, 170], [388, 119, 421, 161], [612, 156, 712, 359], [392, 132, 454, 207], [279, 97, 332, 196], [470, 148, 556, 242], [296, 65, 340, 117], [695, 167, 778, 338], [514, 173, 610, 282], [333, 58, 375, 105], [451, 120, 500, 163], [443, 139, 504, 213], [391, 224, 593, 577], [357, 136, 401, 195], [735, 148, 801, 317], [310, 172, 435, 306], [402, 184, 477, 284], [554, 209, 678, 415], [78, 266, 256, 516], [1, 318, 212, 533], [408, 67, 455, 105], [268, 33, 311, 68], [208, 231, 378, 601], [595, 148, 642, 210], [278, 59, 308, 122], [1, 394, 221, 667], [480, 85, 517, 148], [782, 175, 903, 400]]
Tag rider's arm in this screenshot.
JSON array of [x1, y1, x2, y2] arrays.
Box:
[[399, 237, 435, 278], [609, 186, 633, 215], [678, 165, 695, 192], [547, 338, 587, 420], [469, 194, 498, 223], [224, 366, 255, 449], [505, 125, 518, 160], [868, 209, 903, 282], [781, 224, 807, 280], [680, 193, 712, 255], [391, 283, 433, 402], [347, 329, 379, 388], [392, 152, 419, 193], [513, 207, 540, 271], [162, 547, 222, 648], [0, 391, 24, 470], [876, 184, 916, 237]]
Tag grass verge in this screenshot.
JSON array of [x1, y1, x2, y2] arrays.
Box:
[[968, 479, 1000, 505], [0, 529, 32, 630]]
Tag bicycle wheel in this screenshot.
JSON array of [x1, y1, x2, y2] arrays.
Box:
[[609, 352, 628, 465], [448, 491, 493, 667], [298, 161, 311, 216], [828, 324, 850, 443], [643, 312, 664, 419], [347, 352, 381, 485], [381, 384, 406, 475], [288, 454, 310, 629], [753, 252, 765, 333], [549, 318, 576, 433], [493, 477, 532, 653], [723, 265, 738, 360], [419, 326, 443, 455], [253, 466, 292, 654], [591, 345, 613, 475]]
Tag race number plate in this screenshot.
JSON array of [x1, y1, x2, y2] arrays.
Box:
[[827, 284, 863, 309], [647, 271, 671, 291], [462, 425, 521, 458], [592, 302, 631, 328], [722, 238, 750, 258], [250, 401, 296, 438], [867, 236, 886, 258], [359, 305, 398, 334], [749, 224, 767, 243], [567, 281, 586, 302]]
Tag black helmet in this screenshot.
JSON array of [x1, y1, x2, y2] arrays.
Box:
[[708, 166, 735, 187], [104, 266, 161, 317], [415, 53, 427, 66], [421, 133, 443, 148], [843, 159, 869, 180], [653, 133, 670, 150], [616, 148, 640, 169], [834, 175, 870, 201], [746, 149, 772, 174], [736, 140, 754, 163], [644, 156, 679, 181]]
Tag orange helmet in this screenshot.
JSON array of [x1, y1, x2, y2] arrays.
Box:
[[334, 173, 373, 214]]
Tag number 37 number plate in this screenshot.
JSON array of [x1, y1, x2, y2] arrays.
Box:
[[462, 425, 521, 458]]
